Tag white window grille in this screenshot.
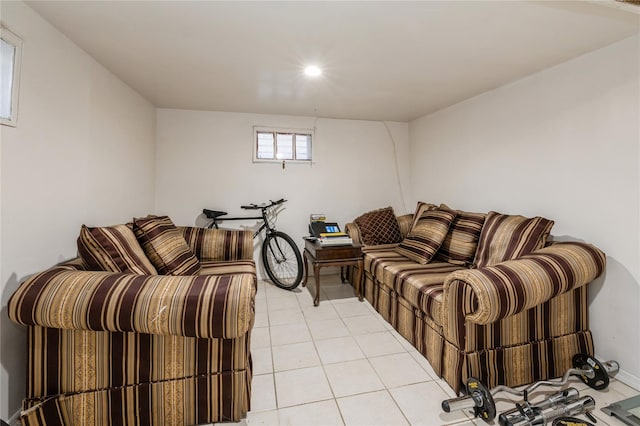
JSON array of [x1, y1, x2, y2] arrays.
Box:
[[253, 126, 313, 163]]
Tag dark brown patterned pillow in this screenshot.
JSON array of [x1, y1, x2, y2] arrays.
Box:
[[474, 211, 554, 268], [435, 204, 486, 266], [133, 216, 201, 275], [77, 224, 157, 274], [354, 207, 402, 246], [395, 209, 457, 264]]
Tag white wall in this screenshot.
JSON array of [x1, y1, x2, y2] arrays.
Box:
[[0, 1, 156, 420], [409, 35, 640, 388], [155, 109, 410, 276]]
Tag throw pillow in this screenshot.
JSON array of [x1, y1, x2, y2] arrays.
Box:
[[435, 204, 487, 266], [133, 215, 201, 275], [395, 209, 457, 264], [474, 211, 554, 268], [354, 206, 402, 246], [409, 201, 438, 232], [77, 224, 158, 274]]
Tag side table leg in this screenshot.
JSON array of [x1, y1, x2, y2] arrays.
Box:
[[302, 251, 309, 287], [313, 264, 321, 306], [340, 266, 348, 283], [356, 260, 364, 302]]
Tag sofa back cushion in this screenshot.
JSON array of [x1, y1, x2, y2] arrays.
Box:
[[395, 209, 457, 264], [435, 204, 486, 266], [354, 206, 402, 246], [474, 211, 554, 268], [133, 216, 201, 275], [77, 224, 157, 274]]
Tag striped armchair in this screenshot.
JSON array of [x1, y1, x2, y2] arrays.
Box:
[[8, 226, 257, 426], [347, 204, 605, 394]]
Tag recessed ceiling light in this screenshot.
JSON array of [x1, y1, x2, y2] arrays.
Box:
[[304, 65, 322, 77]]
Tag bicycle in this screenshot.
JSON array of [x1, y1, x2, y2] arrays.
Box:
[[202, 199, 304, 290]]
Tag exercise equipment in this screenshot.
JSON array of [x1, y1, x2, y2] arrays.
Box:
[[441, 354, 619, 423], [441, 378, 496, 422], [552, 417, 596, 426], [502, 396, 596, 426], [601, 394, 640, 426], [572, 353, 612, 391], [498, 388, 580, 426]]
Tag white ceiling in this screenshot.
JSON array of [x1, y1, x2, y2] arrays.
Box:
[[26, 1, 640, 122]]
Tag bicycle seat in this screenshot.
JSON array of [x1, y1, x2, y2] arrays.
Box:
[[202, 209, 228, 219]]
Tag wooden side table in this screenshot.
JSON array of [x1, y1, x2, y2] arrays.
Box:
[[302, 240, 363, 306]]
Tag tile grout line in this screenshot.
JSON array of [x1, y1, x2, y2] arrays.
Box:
[[302, 289, 348, 426], [266, 279, 345, 421], [253, 277, 490, 425], [314, 279, 417, 425], [263, 281, 279, 414]]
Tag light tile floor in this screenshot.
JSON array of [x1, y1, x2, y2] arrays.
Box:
[[217, 275, 639, 425]]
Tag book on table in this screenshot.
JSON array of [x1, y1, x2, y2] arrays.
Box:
[[318, 232, 353, 246]]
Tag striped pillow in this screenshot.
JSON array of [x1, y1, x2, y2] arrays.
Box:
[[133, 216, 201, 275], [409, 201, 438, 231], [395, 209, 457, 264], [474, 211, 554, 268], [77, 224, 157, 274], [435, 204, 486, 266]]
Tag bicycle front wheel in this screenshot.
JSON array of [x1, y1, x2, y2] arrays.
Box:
[[261, 231, 303, 290]]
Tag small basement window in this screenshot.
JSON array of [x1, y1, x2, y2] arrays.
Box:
[[254, 126, 313, 163], [1, 26, 22, 127]]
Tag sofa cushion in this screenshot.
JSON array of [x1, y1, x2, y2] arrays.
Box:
[[77, 224, 157, 274], [199, 260, 257, 277], [178, 227, 255, 262], [435, 204, 487, 266], [382, 260, 464, 325], [474, 211, 554, 268], [363, 248, 463, 325], [133, 216, 201, 275], [365, 247, 408, 277], [354, 206, 402, 246], [396, 209, 457, 264]]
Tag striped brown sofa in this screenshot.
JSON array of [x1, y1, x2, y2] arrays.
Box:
[[346, 203, 606, 394], [8, 224, 256, 426]]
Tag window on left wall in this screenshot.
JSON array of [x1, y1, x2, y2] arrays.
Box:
[[1, 25, 23, 127]]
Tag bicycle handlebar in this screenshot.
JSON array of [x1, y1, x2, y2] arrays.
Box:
[[241, 199, 286, 210]]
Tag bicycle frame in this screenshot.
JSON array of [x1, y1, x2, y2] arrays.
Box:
[[206, 200, 281, 239], [203, 198, 304, 290], [209, 214, 266, 239]]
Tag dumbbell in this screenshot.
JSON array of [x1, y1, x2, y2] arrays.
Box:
[[442, 378, 497, 422], [441, 354, 619, 423], [501, 396, 596, 426], [571, 353, 618, 391], [441, 385, 582, 424], [498, 388, 581, 425]]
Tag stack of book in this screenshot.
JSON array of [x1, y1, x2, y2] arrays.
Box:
[[318, 232, 353, 247]]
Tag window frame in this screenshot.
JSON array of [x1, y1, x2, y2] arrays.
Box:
[[253, 126, 314, 164], [1, 25, 23, 127]]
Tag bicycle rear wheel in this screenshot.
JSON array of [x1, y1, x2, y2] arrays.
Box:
[[261, 231, 303, 290]]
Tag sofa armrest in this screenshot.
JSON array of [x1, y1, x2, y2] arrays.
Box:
[[345, 222, 363, 245], [8, 267, 256, 339], [442, 242, 605, 327], [179, 226, 254, 262]]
